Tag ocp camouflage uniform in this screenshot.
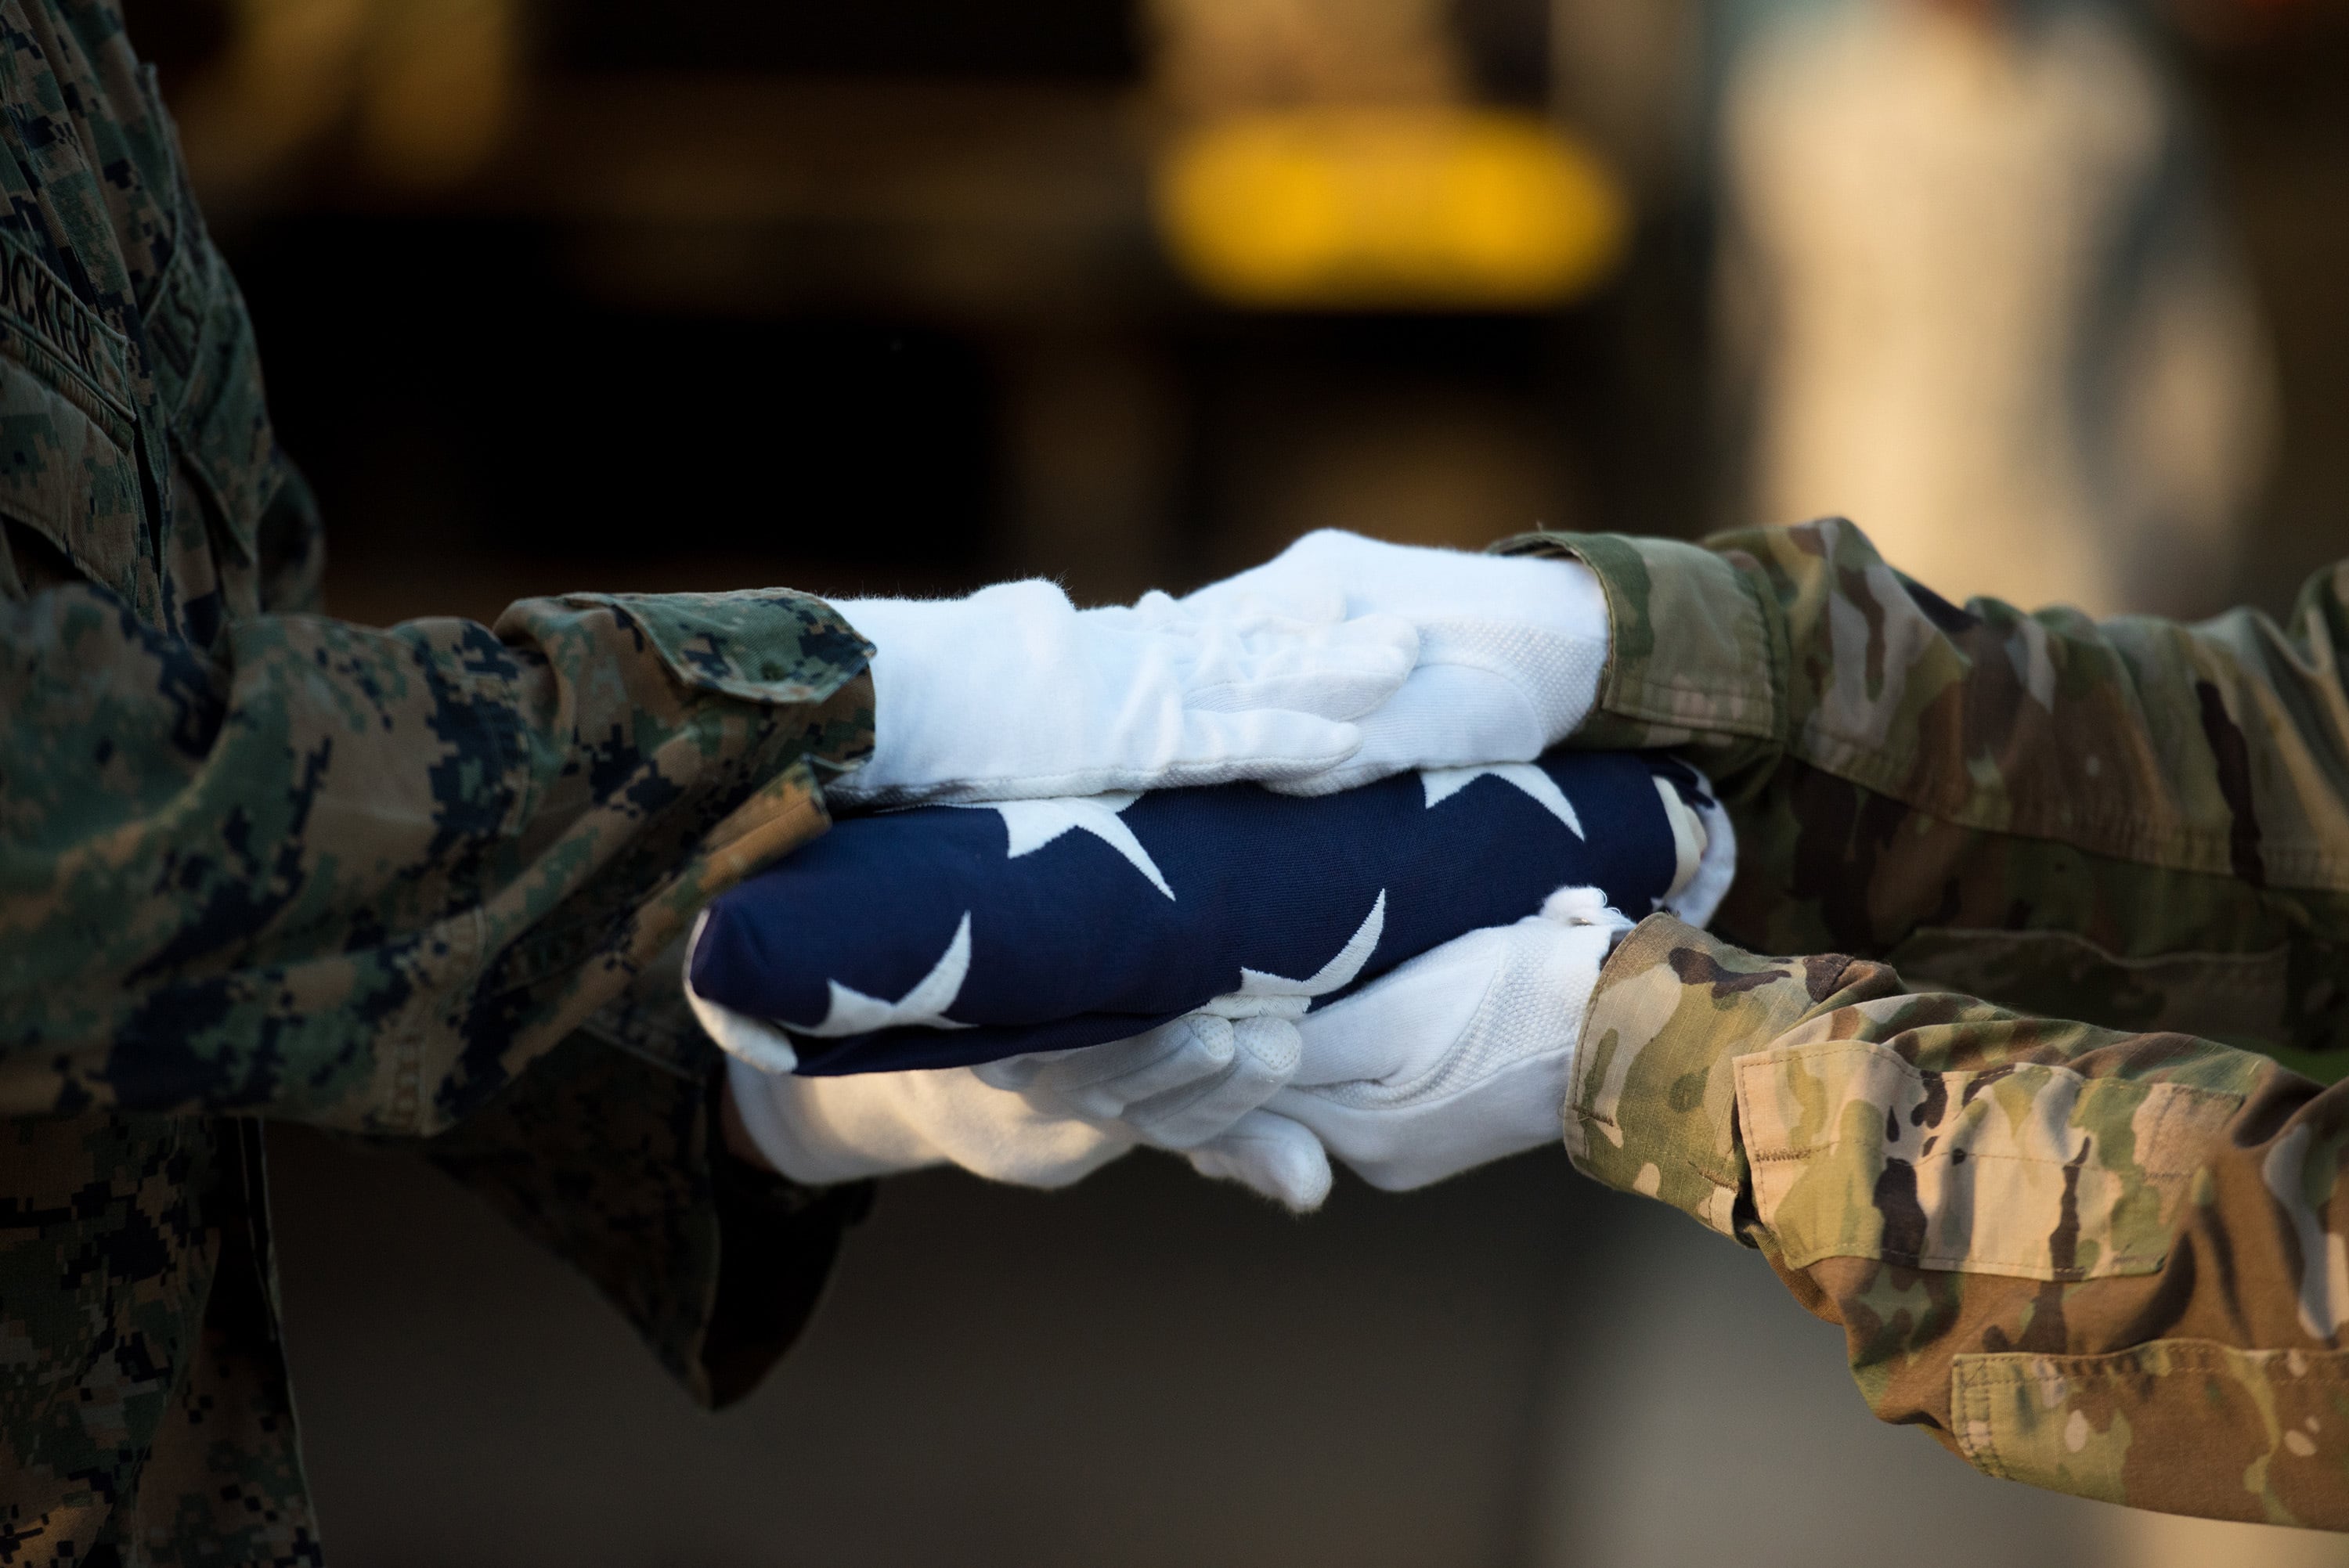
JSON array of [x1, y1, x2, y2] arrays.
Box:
[[1506, 517, 2349, 1530], [0, 6, 875, 1562]]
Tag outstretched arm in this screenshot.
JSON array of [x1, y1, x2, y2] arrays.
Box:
[[1570, 914, 2349, 1530], [1514, 518, 2349, 1068], [0, 582, 871, 1130]]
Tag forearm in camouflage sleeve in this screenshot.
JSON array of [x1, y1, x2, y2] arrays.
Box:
[[0, 582, 872, 1130], [1572, 914, 2349, 1529], [1498, 519, 2349, 1067]]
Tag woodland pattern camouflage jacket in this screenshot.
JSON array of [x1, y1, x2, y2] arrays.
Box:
[[0, 7, 875, 1563], [1509, 519, 2349, 1531]]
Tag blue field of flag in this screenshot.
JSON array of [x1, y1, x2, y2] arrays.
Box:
[[690, 752, 1699, 1075]]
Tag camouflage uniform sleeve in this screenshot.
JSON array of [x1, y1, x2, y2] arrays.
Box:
[[0, 582, 874, 1130], [1500, 518, 2349, 1069], [416, 1027, 873, 1408], [1571, 914, 2349, 1530]]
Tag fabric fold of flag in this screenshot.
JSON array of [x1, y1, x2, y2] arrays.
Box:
[[689, 751, 1713, 1076]]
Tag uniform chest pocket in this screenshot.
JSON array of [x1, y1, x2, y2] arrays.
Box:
[[0, 238, 150, 612]]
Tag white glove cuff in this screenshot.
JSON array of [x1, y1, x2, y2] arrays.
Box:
[[824, 586, 1071, 808], [1411, 552, 1609, 748]]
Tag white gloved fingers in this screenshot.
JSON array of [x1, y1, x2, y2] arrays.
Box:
[[727, 1058, 938, 1184], [1276, 903, 1621, 1187], [1142, 708, 1369, 791], [1186, 529, 1605, 629], [1124, 1015, 1301, 1148], [1178, 529, 1368, 620], [1178, 609, 1420, 722], [972, 1015, 1225, 1094], [981, 1011, 1303, 1152], [1413, 618, 1608, 745], [1285, 919, 1524, 1089], [1261, 664, 1546, 796], [1268, 1047, 1571, 1191], [976, 1015, 1239, 1119], [828, 574, 1416, 806], [1265, 903, 1617, 1193], [887, 712, 1367, 802], [1185, 1107, 1334, 1212], [727, 1057, 1137, 1189], [1261, 624, 1602, 793], [1196, 580, 1350, 629], [1174, 539, 1343, 623], [1181, 530, 1615, 775], [1106, 582, 1347, 633], [904, 1075, 1138, 1188]]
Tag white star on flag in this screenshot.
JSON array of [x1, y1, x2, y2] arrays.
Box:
[[803, 911, 978, 1036], [1207, 890, 1388, 1020], [1420, 765, 1583, 838], [961, 793, 1176, 899]]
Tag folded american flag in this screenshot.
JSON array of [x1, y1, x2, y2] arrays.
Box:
[[688, 752, 1711, 1076]]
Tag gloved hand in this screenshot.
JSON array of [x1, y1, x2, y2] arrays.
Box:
[[1180, 887, 1635, 1210], [725, 1055, 1135, 1188], [827, 580, 1420, 806], [1181, 530, 1611, 795], [974, 1011, 1301, 1151], [724, 1010, 1301, 1188]]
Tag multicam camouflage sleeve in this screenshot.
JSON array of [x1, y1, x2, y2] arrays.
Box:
[[1503, 517, 2349, 1526], [1505, 517, 2349, 1062], [1572, 918, 2349, 1529]]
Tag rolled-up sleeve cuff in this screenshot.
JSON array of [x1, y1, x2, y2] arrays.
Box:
[[1564, 915, 1812, 1240], [1494, 531, 1784, 752]]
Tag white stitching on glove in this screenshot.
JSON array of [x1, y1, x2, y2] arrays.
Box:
[[825, 580, 1420, 806], [1181, 530, 1611, 796]]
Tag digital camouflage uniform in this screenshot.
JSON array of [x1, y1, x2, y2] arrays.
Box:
[[0, 5, 876, 1562], [9, 5, 2347, 1556], [1506, 517, 2349, 1530]]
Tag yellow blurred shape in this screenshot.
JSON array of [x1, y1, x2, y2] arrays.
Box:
[[1156, 109, 1627, 309], [358, 0, 519, 189], [178, 0, 370, 196], [174, 0, 518, 204]]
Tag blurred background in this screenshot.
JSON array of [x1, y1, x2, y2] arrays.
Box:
[[123, 0, 2349, 1561]]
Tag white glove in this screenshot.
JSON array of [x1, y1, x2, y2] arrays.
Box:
[[1182, 530, 1611, 795], [724, 1011, 1300, 1189], [1182, 887, 1635, 1210], [727, 1056, 1135, 1188], [827, 580, 1420, 806], [974, 1011, 1301, 1150]]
